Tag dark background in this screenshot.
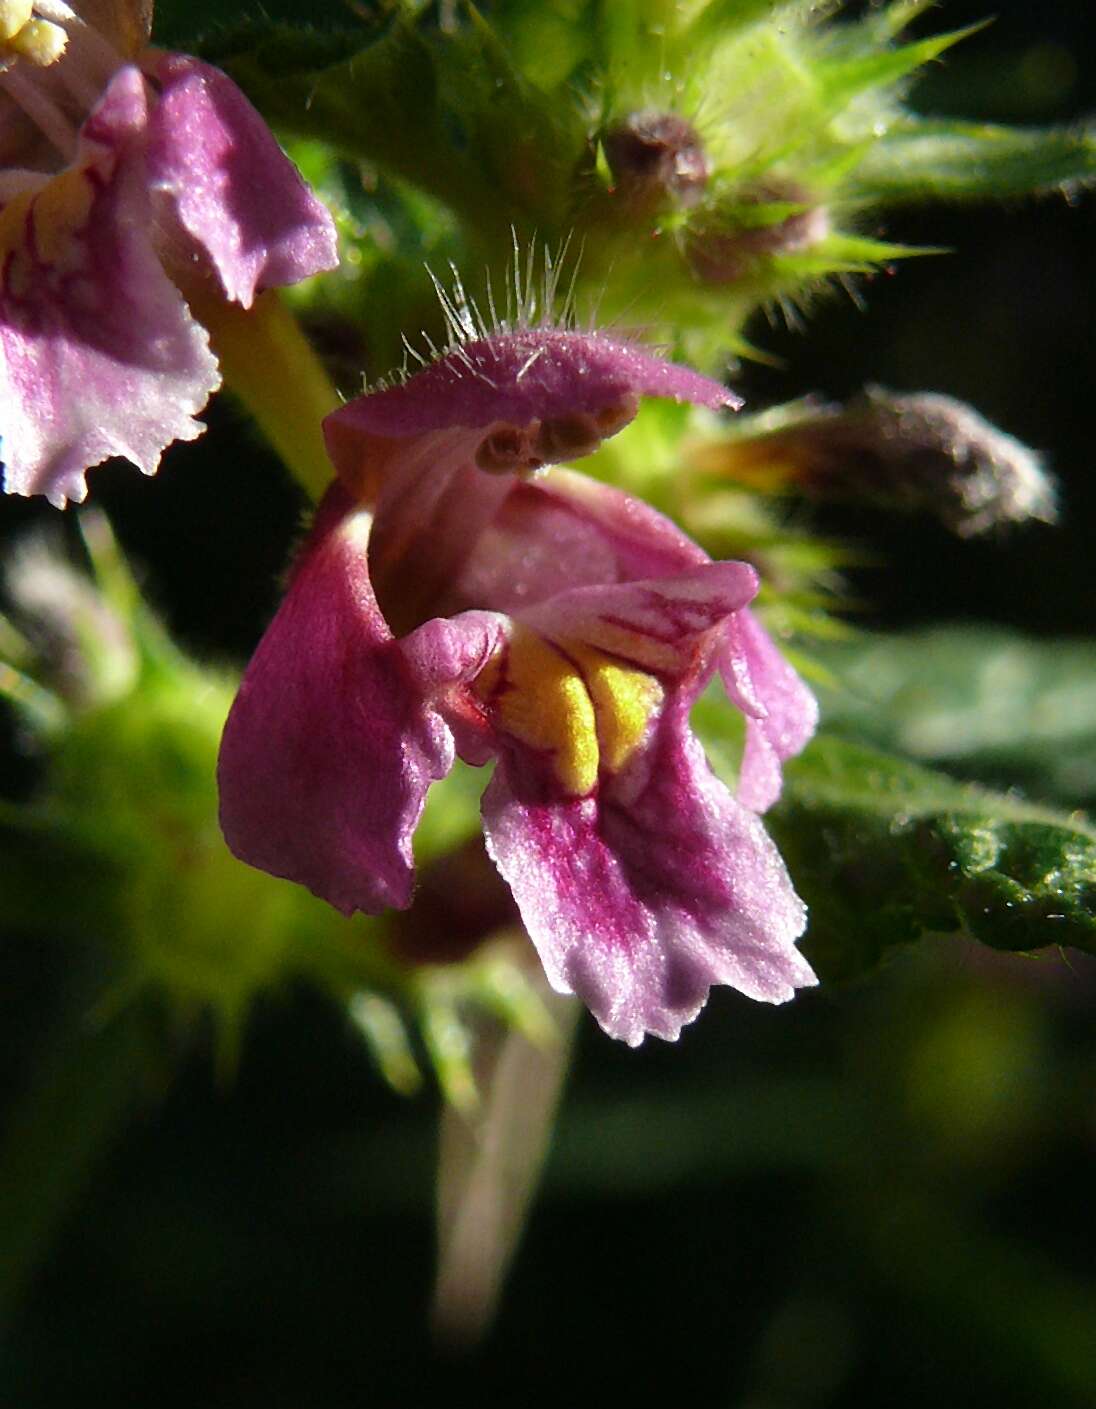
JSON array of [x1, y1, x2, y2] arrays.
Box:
[[2, 2, 1094, 1405]]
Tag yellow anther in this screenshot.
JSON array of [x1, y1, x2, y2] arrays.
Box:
[[0, 0, 34, 42], [570, 644, 664, 773], [476, 629, 665, 795], [478, 629, 599, 797], [6, 16, 68, 66]]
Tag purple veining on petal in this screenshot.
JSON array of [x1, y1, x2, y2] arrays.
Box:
[[325, 328, 740, 442], [147, 54, 338, 307], [218, 485, 454, 915], [0, 66, 219, 506], [482, 685, 815, 1046], [517, 561, 759, 674]]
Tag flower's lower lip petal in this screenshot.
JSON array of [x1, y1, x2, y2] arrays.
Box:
[[217, 486, 453, 916], [0, 66, 219, 507], [481, 691, 814, 1046], [147, 54, 338, 308]]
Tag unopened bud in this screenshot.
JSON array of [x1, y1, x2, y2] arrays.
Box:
[[699, 388, 1057, 536], [601, 111, 709, 210], [687, 185, 829, 285]]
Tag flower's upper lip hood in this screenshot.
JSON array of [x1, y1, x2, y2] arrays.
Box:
[[324, 328, 742, 444]]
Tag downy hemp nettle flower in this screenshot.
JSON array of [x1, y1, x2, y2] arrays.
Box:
[[218, 317, 819, 1045], [0, 0, 337, 506]]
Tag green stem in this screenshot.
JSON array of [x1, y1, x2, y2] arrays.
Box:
[[195, 289, 339, 503]]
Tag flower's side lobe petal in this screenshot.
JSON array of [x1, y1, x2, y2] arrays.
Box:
[[0, 67, 219, 506], [400, 609, 511, 765], [328, 329, 740, 439], [148, 55, 338, 307], [720, 609, 818, 812], [483, 689, 815, 1046], [218, 486, 452, 915], [400, 610, 510, 694]]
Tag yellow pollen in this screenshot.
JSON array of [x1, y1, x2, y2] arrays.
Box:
[[570, 644, 664, 773], [0, 0, 33, 41], [2, 7, 68, 65], [475, 629, 664, 794], [477, 629, 599, 797]]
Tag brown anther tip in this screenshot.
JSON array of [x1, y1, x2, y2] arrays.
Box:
[[475, 425, 529, 474], [602, 111, 709, 209], [594, 393, 640, 438], [535, 412, 603, 463]]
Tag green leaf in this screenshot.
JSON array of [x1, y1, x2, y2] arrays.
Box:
[[209, 13, 586, 235], [692, 690, 1095, 982], [812, 627, 1096, 808], [153, 0, 356, 52], [765, 735, 1095, 981], [856, 117, 1096, 202]]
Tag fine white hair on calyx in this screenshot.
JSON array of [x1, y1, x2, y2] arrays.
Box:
[[371, 233, 587, 393]]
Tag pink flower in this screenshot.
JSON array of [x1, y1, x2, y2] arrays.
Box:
[[218, 328, 818, 1044], [0, 2, 337, 506]]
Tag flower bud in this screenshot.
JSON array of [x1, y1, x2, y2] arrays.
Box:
[[601, 111, 709, 210], [697, 388, 1057, 536], [686, 185, 829, 285]]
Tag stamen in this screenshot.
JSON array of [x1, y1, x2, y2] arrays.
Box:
[[52, 31, 105, 109], [475, 425, 530, 474], [54, 5, 122, 87], [473, 394, 640, 479], [594, 393, 639, 437], [29, 0, 76, 19], [0, 62, 78, 158], [0, 166, 49, 199], [0, 1, 34, 42], [7, 18, 67, 66], [535, 412, 602, 462]]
